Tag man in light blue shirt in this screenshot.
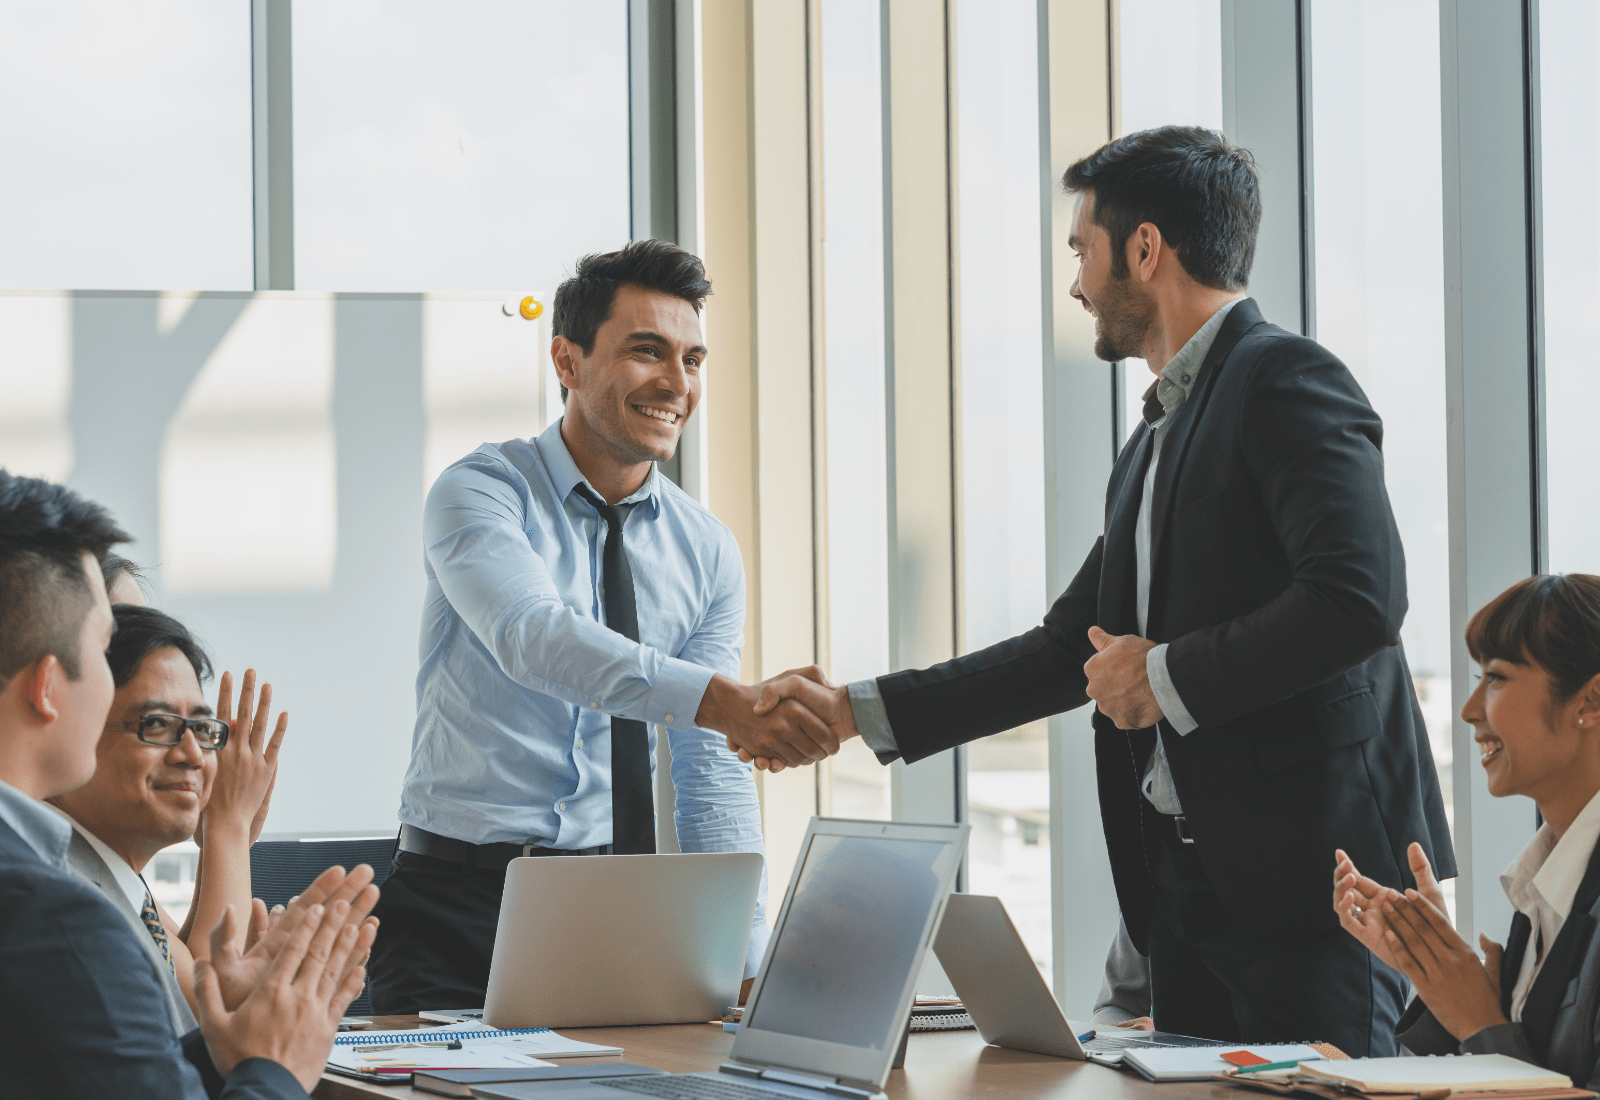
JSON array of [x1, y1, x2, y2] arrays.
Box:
[[371, 239, 839, 1014]]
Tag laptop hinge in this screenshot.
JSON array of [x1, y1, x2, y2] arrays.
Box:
[[722, 1066, 874, 1099]]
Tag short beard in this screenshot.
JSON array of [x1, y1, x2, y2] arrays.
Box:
[[1091, 273, 1156, 363]]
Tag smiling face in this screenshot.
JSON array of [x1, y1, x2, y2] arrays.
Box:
[[1462, 656, 1594, 804], [52, 645, 215, 868], [1068, 191, 1158, 364], [554, 283, 705, 473]]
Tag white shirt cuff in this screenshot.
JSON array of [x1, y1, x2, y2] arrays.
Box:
[[1147, 643, 1199, 735]]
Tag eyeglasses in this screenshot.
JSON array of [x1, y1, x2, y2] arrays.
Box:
[[118, 713, 231, 751]]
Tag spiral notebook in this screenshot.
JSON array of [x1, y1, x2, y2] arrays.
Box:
[[327, 1022, 623, 1082]]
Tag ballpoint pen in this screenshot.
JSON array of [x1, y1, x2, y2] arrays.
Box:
[[353, 1039, 464, 1053], [1235, 1060, 1302, 1074]]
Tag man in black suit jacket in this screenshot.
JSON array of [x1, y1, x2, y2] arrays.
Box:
[[734, 127, 1454, 1055], [0, 470, 378, 1097]]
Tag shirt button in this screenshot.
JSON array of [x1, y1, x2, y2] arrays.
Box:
[[664, 713, 674, 724], [590, 701, 598, 709], [576, 737, 584, 748], [1181, 374, 1190, 383], [558, 802, 566, 812]]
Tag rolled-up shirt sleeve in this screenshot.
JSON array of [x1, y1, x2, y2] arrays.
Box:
[[425, 456, 711, 732], [666, 535, 772, 977]]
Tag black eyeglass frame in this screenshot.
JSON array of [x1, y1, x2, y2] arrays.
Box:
[[116, 713, 231, 751]]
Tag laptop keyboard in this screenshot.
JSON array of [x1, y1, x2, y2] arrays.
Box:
[[601, 1076, 795, 1100], [1082, 1033, 1232, 1053]]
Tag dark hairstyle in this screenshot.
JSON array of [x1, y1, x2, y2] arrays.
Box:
[[1062, 125, 1261, 291], [551, 238, 713, 401], [102, 554, 146, 602], [1466, 574, 1600, 705], [106, 604, 213, 689], [0, 471, 128, 690]]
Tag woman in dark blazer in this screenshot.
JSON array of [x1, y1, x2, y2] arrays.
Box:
[[1336, 574, 1600, 1087]]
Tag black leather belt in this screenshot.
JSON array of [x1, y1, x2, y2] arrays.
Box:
[[1173, 815, 1196, 845], [398, 824, 613, 870]]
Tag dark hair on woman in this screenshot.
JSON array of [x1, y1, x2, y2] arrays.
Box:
[[1062, 125, 1261, 291], [1465, 574, 1600, 704], [106, 604, 213, 688], [551, 238, 713, 400], [102, 554, 146, 601], [0, 471, 128, 689]]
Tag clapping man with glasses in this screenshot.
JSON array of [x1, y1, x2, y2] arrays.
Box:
[[49, 603, 286, 1025]]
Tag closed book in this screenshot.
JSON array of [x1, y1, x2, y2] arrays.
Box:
[[413, 1063, 665, 1098], [1296, 1054, 1570, 1092]]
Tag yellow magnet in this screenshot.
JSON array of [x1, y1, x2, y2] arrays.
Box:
[[519, 296, 543, 320]]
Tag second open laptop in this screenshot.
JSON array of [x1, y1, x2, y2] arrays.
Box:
[[474, 816, 970, 1100], [932, 893, 1225, 1065], [482, 851, 764, 1029]]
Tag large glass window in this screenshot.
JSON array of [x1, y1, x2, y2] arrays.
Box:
[[0, 3, 252, 290], [817, 0, 892, 822], [1539, 1, 1600, 575], [952, 0, 1051, 977], [294, 1, 630, 295], [1115, 0, 1224, 438], [1311, 0, 1453, 874]]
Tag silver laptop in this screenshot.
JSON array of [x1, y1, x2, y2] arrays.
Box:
[[932, 893, 1224, 1065], [483, 852, 763, 1028], [474, 817, 969, 1100]]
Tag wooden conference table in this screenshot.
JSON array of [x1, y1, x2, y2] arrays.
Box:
[[313, 1017, 1238, 1100]]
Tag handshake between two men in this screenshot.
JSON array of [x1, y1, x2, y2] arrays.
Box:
[[692, 626, 1165, 772]]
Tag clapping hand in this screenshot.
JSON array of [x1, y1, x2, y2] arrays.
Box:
[[1381, 890, 1505, 1041], [1334, 844, 1505, 1042], [202, 669, 288, 848], [207, 864, 378, 1012], [197, 890, 379, 1090]]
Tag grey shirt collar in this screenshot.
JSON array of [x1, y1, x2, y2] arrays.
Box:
[[1148, 296, 1247, 426]]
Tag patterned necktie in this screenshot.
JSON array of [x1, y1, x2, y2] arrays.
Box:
[[139, 877, 175, 975], [574, 483, 656, 855]]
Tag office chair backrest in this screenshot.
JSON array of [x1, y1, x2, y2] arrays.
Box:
[[249, 836, 397, 1015]]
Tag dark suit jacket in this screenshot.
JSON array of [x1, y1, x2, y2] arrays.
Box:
[[0, 816, 304, 1099], [1398, 827, 1600, 1089], [875, 299, 1454, 945]]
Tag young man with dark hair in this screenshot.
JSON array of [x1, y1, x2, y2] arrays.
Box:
[[0, 469, 378, 1097], [50, 604, 285, 1029], [373, 238, 837, 1013], [743, 126, 1453, 1054]]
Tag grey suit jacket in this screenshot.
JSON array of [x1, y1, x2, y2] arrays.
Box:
[[1398, 830, 1600, 1089], [64, 827, 198, 1034]]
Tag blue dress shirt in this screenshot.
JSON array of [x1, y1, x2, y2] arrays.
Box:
[[398, 419, 770, 973], [0, 776, 71, 867]]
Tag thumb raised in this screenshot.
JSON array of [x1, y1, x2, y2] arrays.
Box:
[[1088, 626, 1114, 652], [1409, 842, 1437, 888]]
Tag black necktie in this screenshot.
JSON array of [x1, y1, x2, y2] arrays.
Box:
[[574, 484, 656, 855]]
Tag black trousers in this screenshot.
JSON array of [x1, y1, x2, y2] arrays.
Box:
[[368, 851, 508, 1015], [1145, 807, 1404, 1057]]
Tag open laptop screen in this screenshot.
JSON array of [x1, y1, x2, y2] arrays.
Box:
[[744, 832, 952, 1049]]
